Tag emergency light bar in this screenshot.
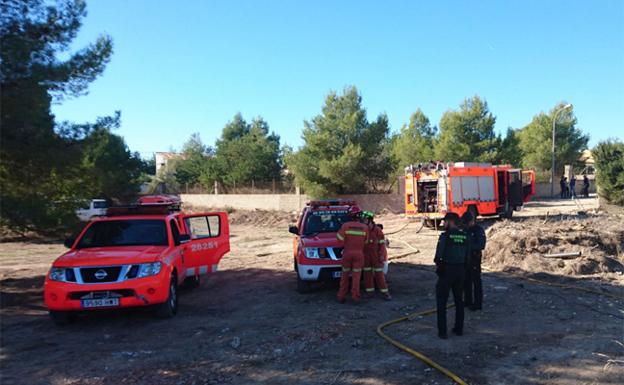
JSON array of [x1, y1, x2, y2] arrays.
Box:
[[107, 195, 182, 216], [308, 199, 356, 208]]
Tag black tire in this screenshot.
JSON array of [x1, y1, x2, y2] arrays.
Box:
[[49, 311, 76, 326], [424, 219, 441, 228], [500, 204, 513, 219], [155, 275, 178, 318], [468, 205, 478, 220], [182, 275, 200, 289], [296, 275, 312, 294]]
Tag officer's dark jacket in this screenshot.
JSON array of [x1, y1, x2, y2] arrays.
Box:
[[466, 225, 486, 253], [434, 228, 470, 265]]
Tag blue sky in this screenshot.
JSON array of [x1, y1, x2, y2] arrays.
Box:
[[52, 0, 624, 157]]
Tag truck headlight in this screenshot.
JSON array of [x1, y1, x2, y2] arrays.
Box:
[[49, 267, 67, 282], [304, 248, 320, 259], [137, 262, 162, 278]]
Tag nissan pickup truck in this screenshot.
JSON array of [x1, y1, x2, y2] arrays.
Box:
[[44, 195, 229, 325], [289, 200, 388, 293]]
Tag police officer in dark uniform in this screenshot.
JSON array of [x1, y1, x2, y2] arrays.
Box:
[[434, 213, 470, 339], [462, 212, 486, 311]]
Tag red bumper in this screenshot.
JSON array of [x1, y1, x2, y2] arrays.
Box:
[[44, 274, 169, 311]]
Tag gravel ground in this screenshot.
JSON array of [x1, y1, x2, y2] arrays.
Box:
[[1, 197, 623, 385]]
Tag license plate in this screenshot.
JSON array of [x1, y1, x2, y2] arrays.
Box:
[[81, 298, 120, 308], [332, 271, 342, 278]]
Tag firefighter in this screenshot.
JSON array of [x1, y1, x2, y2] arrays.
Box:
[[336, 206, 369, 303], [462, 212, 486, 311], [362, 211, 391, 300], [434, 212, 470, 339]]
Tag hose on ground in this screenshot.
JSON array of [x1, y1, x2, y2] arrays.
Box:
[[377, 262, 624, 385]]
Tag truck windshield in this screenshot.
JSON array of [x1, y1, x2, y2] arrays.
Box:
[[76, 220, 168, 248], [303, 210, 350, 235], [93, 201, 108, 209]]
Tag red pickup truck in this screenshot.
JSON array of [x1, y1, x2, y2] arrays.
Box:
[[44, 196, 229, 325], [289, 200, 388, 293]]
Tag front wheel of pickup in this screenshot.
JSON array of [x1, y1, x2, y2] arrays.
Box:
[[49, 311, 76, 326], [155, 275, 178, 318]]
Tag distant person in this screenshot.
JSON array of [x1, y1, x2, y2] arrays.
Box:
[[569, 176, 577, 199], [582, 175, 590, 198], [462, 212, 486, 311], [560, 176, 567, 198], [434, 213, 470, 339]]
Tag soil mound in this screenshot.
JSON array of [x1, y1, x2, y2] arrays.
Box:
[[183, 204, 297, 228], [484, 214, 624, 276]]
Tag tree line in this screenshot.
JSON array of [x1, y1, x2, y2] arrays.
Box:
[[3, 0, 618, 233], [169, 86, 590, 198]]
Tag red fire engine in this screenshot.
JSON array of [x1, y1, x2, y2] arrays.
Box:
[[404, 162, 535, 226], [44, 196, 229, 325]]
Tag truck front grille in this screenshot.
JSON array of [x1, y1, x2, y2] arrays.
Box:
[[80, 266, 122, 283]]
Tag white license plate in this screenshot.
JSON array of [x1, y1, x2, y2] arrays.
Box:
[[332, 271, 342, 278], [81, 298, 120, 308]]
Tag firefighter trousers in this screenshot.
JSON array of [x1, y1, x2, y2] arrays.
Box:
[[337, 252, 364, 301], [363, 254, 388, 294]]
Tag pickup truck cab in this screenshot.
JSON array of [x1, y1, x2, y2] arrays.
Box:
[[75, 199, 108, 221], [289, 200, 388, 293], [44, 196, 229, 325]]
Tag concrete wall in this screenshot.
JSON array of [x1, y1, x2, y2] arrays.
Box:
[[181, 194, 308, 211], [181, 192, 404, 213], [534, 181, 596, 198], [181, 181, 594, 213]]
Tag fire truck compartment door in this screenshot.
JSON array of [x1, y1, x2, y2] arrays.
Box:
[[182, 213, 230, 276], [508, 170, 523, 206]]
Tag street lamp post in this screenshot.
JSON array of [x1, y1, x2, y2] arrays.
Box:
[[551, 103, 573, 197]]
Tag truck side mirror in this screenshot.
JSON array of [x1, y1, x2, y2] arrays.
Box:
[[64, 238, 75, 248], [288, 225, 298, 235], [179, 234, 191, 244]]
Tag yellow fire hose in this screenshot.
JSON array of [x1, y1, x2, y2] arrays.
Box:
[[377, 256, 624, 385]]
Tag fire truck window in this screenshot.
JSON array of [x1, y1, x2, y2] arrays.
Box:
[[303, 210, 350, 234], [170, 219, 181, 246], [186, 216, 220, 238], [76, 220, 168, 248], [207, 216, 221, 237]]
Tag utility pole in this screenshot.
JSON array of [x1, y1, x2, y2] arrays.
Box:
[[551, 103, 573, 197]]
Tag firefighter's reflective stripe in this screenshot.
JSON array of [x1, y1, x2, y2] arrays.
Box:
[[337, 233, 345, 241], [345, 230, 367, 236], [363, 267, 373, 271], [342, 267, 351, 272], [365, 288, 374, 292], [378, 239, 385, 244], [352, 268, 362, 272], [380, 288, 389, 293], [373, 268, 384, 272]]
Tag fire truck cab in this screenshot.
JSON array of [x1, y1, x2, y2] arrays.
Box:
[[404, 162, 535, 226], [289, 200, 388, 293], [44, 195, 229, 325]]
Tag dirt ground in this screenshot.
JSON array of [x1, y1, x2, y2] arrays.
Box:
[[1, 196, 623, 385]]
